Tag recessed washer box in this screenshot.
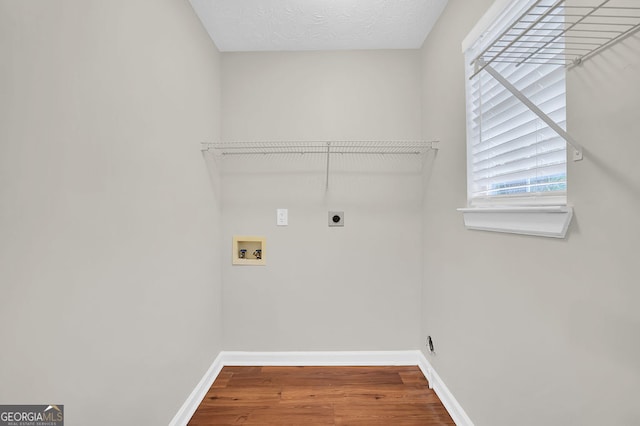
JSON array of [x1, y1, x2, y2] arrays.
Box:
[[233, 236, 266, 265], [328, 211, 344, 227]]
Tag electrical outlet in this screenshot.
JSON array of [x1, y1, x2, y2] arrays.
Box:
[[328, 211, 344, 227], [427, 336, 435, 354]]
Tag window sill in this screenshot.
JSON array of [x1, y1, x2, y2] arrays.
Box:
[[457, 206, 573, 238]]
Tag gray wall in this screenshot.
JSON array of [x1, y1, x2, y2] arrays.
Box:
[[0, 1, 223, 424], [3, 1, 637, 424], [219, 51, 424, 351], [420, 1, 640, 425]]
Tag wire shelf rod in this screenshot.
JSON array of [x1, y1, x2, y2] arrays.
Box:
[[217, 151, 425, 156], [519, 17, 640, 23], [493, 38, 613, 42], [489, 59, 571, 65], [487, 47, 594, 53]]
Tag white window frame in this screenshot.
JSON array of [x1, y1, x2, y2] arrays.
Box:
[[458, 0, 573, 238]]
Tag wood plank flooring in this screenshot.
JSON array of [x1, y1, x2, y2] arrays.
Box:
[[188, 365, 455, 425]]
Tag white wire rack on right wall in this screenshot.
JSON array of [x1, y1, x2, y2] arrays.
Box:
[[470, 0, 640, 79]]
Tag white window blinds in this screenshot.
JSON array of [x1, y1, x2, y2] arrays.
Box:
[[465, 0, 567, 206]]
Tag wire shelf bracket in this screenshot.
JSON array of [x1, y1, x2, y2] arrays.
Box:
[[478, 58, 583, 161]]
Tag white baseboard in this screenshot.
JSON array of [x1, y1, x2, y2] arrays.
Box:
[[168, 352, 224, 426], [170, 350, 473, 426], [221, 350, 421, 366], [417, 352, 474, 426]]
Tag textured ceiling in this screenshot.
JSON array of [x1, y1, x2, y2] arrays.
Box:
[[189, 0, 449, 52]]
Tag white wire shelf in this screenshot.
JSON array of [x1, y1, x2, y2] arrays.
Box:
[[470, 0, 640, 77], [202, 140, 439, 190], [201, 140, 438, 156]]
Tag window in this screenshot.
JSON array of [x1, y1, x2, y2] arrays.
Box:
[[465, 0, 567, 207], [459, 0, 573, 238]]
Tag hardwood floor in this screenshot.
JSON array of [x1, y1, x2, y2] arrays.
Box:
[[189, 365, 455, 425]]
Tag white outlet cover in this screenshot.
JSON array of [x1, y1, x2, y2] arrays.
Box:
[[277, 208, 288, 226]]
